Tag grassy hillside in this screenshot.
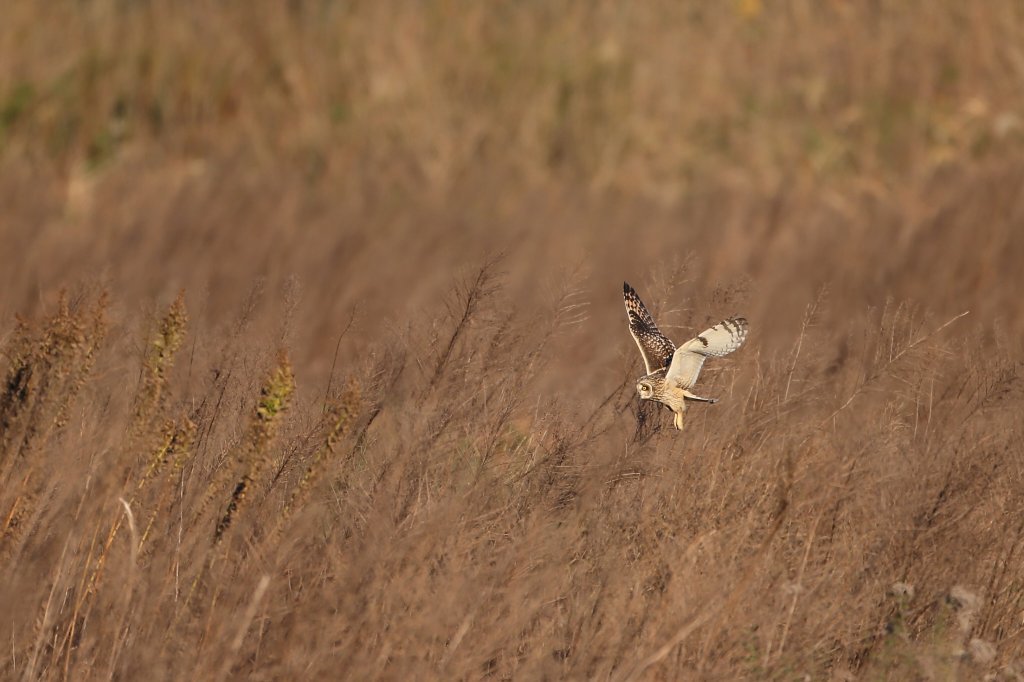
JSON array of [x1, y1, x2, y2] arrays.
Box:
[[2, 1, 1024, 679]]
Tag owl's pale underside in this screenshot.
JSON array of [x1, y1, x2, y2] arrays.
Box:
[[623, 282, 748, 431]]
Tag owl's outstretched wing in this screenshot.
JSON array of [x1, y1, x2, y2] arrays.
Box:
[[623, 282, 676, 374], [665, 317, 748, 389]]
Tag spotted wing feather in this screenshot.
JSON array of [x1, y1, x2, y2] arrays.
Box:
[[623, 282, 676, 374], [666, 317, 748, 389]]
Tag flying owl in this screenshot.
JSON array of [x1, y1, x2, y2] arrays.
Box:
[[623, 282, 748, 431]]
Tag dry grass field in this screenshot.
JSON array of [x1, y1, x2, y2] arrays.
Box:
[[3, 1, 1024, 679]]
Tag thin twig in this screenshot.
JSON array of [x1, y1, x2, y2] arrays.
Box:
[[215, 575, 271, 682], [323, 305, 358, 409]]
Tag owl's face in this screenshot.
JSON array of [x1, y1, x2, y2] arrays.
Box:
[[636, 380, 655, 400]]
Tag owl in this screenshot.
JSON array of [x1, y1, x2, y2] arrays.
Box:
[[623, 282, 748, 431]]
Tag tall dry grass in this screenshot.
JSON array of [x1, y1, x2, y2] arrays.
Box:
[[3, 1, 1024, 679]]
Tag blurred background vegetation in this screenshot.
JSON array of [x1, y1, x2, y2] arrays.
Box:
[[4, 1, 1023, 191], [3, 1, 1023, 372]]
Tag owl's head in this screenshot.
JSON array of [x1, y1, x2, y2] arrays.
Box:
[[636, 380, 655, 400]]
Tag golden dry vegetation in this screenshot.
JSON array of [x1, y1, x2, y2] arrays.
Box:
[[3, 1, 1024, 679]]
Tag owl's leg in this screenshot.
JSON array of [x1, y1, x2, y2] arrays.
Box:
[[682, 390, 718, 404], [673, 409, 685, 430]]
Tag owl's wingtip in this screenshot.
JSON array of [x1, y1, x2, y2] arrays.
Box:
[[623, 281, 632, 294]]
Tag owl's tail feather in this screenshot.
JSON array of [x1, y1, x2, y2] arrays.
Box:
[[682, 391, 717, 404]]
